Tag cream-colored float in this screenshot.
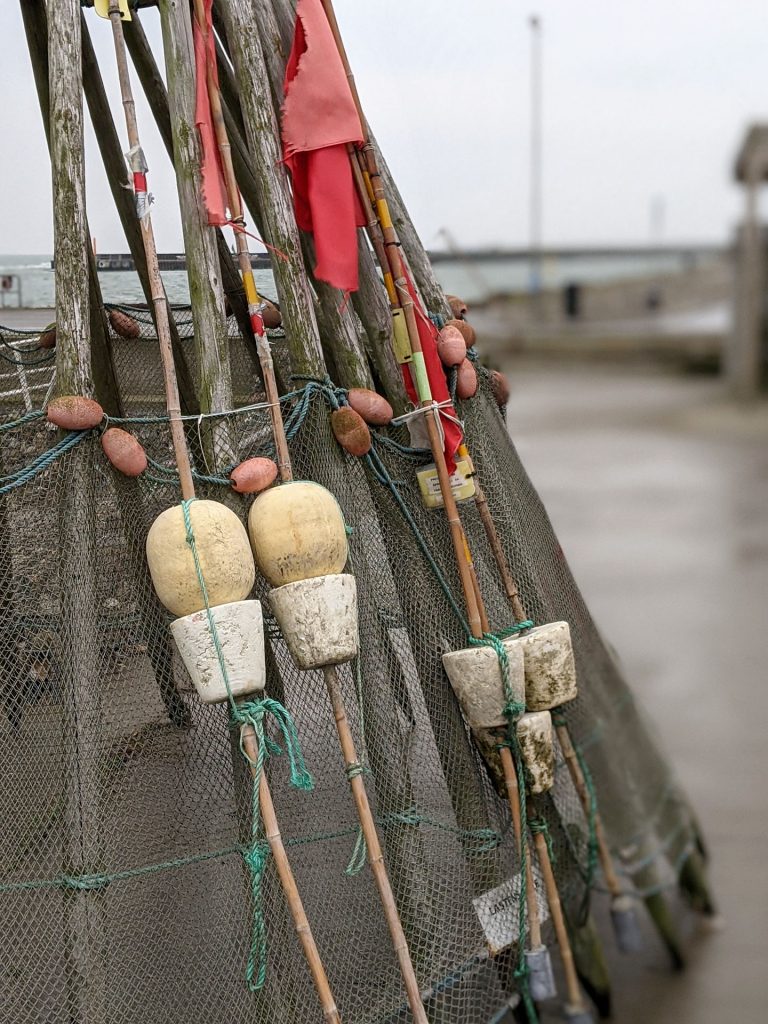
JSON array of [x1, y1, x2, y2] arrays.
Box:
[[147, 500, 255, 617], [516, 711, 555, 795], [147, 500, 264, 706], [248, 481, 358, 669]]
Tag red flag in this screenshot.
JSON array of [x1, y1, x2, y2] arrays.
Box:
[[400, 271, 463, 473], [282, 0, 365, 292], [193, 0, 228, 226]]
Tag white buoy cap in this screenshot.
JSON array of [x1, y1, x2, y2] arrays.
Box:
[[170, 599, 265, 704], [442, 638, 525, 729], [512, 621, 578, 711], [269, 573, 358, 670], [516, 711, 555, 794]]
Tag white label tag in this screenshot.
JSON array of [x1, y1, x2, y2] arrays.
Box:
[[473, 873, 549, 954]]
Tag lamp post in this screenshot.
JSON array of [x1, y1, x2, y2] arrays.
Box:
[[529, 14, 543, 297]]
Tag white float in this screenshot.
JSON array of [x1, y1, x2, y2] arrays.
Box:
[[146, 500, 255, 617], [269, 573, 358, 670], [248, 480, 348, 587], [170, 599, 265, 703], [508, 621, 578, 711], [516, 711, 555, 794], [442, 639, 525, 729]]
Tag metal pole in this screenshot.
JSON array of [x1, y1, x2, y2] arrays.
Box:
[[528, 15, 542, 297]]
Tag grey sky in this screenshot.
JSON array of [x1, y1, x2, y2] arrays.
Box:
[[0, 1, 765, 253]]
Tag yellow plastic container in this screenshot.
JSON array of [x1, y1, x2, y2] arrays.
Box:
[[248, 481, 348, 587], [416, 457, 476, 509]]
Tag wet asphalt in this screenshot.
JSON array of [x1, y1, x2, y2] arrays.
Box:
[[502, 356, 768, 1024]]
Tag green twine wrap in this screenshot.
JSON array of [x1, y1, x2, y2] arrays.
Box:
[[181, 498, 313, 991]]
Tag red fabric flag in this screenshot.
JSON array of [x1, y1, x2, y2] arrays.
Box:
[[193, 0, 228, 226], [400, 271, 463, 473], [282, 0, 366, 292]]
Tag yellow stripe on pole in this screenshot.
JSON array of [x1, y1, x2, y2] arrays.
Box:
[[376, 198, 393, 231], [243, 273, 260, 307], [391, 309, 412, 363]]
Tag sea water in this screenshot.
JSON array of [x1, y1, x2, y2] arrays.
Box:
[[0, 250, 718, 309]]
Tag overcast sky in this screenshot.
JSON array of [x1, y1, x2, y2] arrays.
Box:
[[0, 1, 765, 254]]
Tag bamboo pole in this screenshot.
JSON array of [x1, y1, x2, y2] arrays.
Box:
[[241, 725, 341, 1023], [104, 0, 193, 498], [192, 20, 431, 981], [499, 747, 543, 951], [100, 6, 344, 1013], [323, 665, 428, 1023], [191, 0, 293, 479], [533, 829, 588, 1016], [314, 0, 483, 640], [46, 3, 109, 1022], [120, 10, 260, 378]]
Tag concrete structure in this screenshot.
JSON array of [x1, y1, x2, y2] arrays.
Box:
[[729, 124, 768, 398]]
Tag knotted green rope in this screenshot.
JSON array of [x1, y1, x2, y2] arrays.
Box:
[[181, 498, 313, 991]]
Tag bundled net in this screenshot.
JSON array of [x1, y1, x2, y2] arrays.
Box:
[[0, 310, 700, 1024]]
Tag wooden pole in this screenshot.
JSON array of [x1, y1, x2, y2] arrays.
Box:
[[499, 746, 543, 950], [105, 0, 194, 499], [555, 723, 622, 899], [239, 724, 341, 1023], [47, 3, 108, 1021], [158, 0, 234, 471], [312, 0, 483, 639], [191, 0, 293, 480], [533, 829, 587, 1014], [211, 0, 327, 380], [80, 14, 199, 416], [323, 665, 428, 1024]]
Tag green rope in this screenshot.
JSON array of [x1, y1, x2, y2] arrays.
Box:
[[0, 409, 45, 433], [181, 498, 313, 990], [0, 429, 91, 496]]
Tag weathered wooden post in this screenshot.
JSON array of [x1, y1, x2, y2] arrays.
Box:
[[48, 1, 109, 1020], [158, 0, 233, 465]]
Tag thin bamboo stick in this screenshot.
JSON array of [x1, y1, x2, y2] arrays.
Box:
[[533, 830, 586, 1014], [499, 747, 543, 951], [323, 665, 428, 1023], [555, 724, 622, 898], [190, 0, 292, 480], [240, 724, 341, 1023], [106, 0, 193, 499], [316, 0, 484, 639]]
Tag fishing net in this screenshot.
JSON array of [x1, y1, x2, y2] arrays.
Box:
[[0, 310, 700, 1024]]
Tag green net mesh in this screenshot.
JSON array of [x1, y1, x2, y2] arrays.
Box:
[[0, 308, 700, 1023]]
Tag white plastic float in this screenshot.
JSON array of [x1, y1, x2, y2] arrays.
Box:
[[269, 574, 359, 670]]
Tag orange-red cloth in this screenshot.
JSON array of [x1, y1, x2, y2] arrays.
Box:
[[400, 270, 463, 473], [282, 0, 365, 292], [193, 0, 228, 226]]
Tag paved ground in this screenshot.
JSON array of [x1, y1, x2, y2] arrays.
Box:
[[502, 356, 768, 1023]]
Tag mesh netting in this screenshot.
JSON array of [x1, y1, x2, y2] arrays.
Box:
[[0, 309, 699, 1023]]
